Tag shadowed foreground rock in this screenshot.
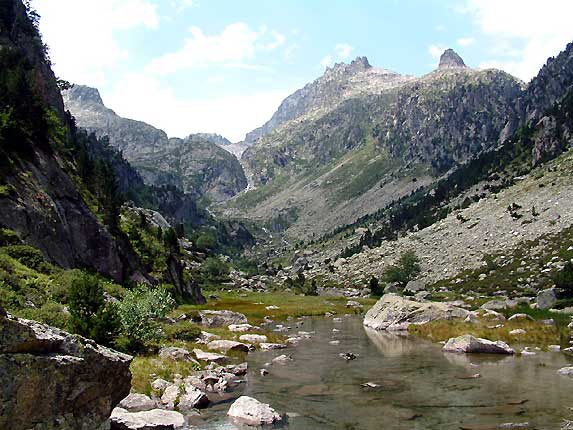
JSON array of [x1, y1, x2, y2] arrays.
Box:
[[0, 307, 132, 430], [363, 294, 470, 330]]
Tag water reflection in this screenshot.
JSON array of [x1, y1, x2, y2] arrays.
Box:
[[195, 316, 573, 430]]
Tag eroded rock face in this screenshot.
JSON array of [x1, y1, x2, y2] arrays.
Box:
[[443, 334, 515, 354], [363, 294, 470, 330], [0, 311, 132, 430], [438, 48, 467, 69], [227, 396, 283, 425]]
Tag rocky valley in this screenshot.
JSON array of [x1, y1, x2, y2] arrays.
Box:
[[1, 0, 573, 429]]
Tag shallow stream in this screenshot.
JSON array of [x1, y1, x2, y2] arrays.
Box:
[[192, 316, 573, 429]]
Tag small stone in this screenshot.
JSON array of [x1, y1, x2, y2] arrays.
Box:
[[509, 329, 527, 336], [207, 340, 250, 353], [260, 369, 269, 376], [558, 367, 573, 376], [259, 343, 287, 350], [272, 354, 293, 364], [548, 345, 561, 352], [193, 349, 228, 364], [239, 334, 268, 344]]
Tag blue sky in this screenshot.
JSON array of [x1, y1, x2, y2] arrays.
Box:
[[36, 0, 573, 142]]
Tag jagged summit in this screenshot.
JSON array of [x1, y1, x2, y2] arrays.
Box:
[[328, 56, 372, 74], [438, 49, 467, 70], [65, 84, 104, 105]]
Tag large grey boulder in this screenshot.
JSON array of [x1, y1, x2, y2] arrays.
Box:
[[193, 348, 229, 364], [443, 335, 515, 354], [403, 280, 425, 294], [481, 298, 518, 311], [119, 393, 156, 413], [0, 311, 132, 430], [227, 396, 283, 425], [197, 310, 248, 328], [363, 294, 471, 330], [110, 407, 185, 429], [207, 340, 250, 353], [537, 288, 558, 309], [178, 384, 210, 410], [159, 346, 198, 363]]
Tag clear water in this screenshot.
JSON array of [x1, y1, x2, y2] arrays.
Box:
[[189, 316, 573, 430]]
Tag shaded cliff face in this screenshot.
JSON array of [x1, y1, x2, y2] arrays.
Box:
[[63, 86, 247, 202], [228, 51, 523, 239], [0, 0, 142, 281]]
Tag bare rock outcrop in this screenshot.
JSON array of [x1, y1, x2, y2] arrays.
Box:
[[0, 309, 132, 430], [363, 294, 470, 330]]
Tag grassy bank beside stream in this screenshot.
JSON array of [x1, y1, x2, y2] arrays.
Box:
[[130, 291, 376, 394]]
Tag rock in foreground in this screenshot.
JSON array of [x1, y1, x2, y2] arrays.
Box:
[[227, 396, 283, 425], [363, 294, 470, 330], [0, 310, 132, 430], [443, 334, 515, 355], [110, 407, 185, 429]]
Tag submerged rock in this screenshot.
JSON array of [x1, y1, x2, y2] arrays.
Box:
[[558, 367, 573, 376], [110, 407, 185, 429], [0, 310, 132, 430], [227, 396, 283, 425], [272, 354, 294, 364], [363, 294, 470, 330], [443, 334, 515, 354]]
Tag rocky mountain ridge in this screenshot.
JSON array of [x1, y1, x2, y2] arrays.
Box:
[[226, 50, 524, 240], [243, 56, 415, 144], [63, 85, 247, 202]]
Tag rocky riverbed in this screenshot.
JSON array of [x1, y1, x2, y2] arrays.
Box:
[[132, 315, 573, 429]]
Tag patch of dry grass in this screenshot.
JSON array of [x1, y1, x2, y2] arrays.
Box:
[[409, 319, 570, 349]]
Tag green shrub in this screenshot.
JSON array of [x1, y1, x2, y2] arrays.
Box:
[[0, 184, 16, 198], [382, 250, 421, 288], [68, 272, 121, 346], [201, 256, 230, 282], [369, 276, 383, 297], [0, 228, 21, 246], [1, 245, 51, 273], [17, 301, 69, 330], [162, 321, 201, 342], [117, 285, 175, 352], [554, 262, 573, 297]]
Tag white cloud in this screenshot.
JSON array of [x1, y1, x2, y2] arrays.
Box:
[[464, 0, 573, 80], [320, 42, 355, 68], [428, 44, 446, 59], [457, 37, 475, 47], [104, 73, 291, 142], [36, 0, 158, 87], [170, 0, 196, 13], [145, 23, 284, 75]]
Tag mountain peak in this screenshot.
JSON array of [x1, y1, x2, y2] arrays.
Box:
[[64, 84, 104, 105], [438, 49, 467, 70], [350, 56, 371, 70]]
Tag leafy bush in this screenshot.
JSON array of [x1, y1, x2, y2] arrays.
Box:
[[162, 321, 201, 342], [0, 228, 20, 246], [369, 276, 383, 297], [1, 245, 51, 273], [17, 301, 69, 330], [382, 250, 421, 288], [68, 272, 121, 346], [201, 257, 230, 282], [554, 262, 573, 297], [117, 285, 175, 352]]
